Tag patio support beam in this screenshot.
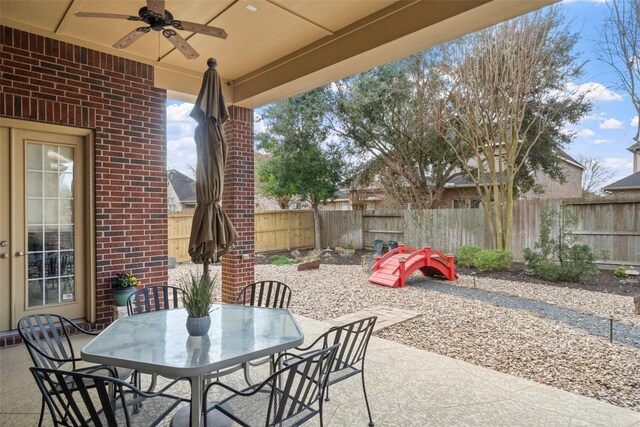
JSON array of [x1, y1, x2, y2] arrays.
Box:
[[221, 105, 255, 303]]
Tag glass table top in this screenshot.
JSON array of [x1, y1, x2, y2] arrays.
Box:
[[82, 304, 304, 377]]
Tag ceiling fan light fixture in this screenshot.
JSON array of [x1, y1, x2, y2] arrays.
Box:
[[75, 0, 227, 59], [246, 5, 258, 12]]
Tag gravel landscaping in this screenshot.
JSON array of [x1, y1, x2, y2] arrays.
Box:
[[169, 258, 640, 412]]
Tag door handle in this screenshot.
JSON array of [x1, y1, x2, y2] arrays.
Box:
[[0, 240, 7, 247], [15, 251, 25, 257], [0, 253, 7, 259]]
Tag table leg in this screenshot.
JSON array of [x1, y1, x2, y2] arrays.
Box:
[[191, 374, 203, 426]]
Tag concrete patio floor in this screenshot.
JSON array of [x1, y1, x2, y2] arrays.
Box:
[[1, 315, 639, 426]]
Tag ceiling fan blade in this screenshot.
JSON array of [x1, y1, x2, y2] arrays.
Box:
[[172, 20, 227, 39], [147, 0, 165, 17], [163, 29, 199, 59], [75, 12, 141, 21], [113, 27, 150, 49]]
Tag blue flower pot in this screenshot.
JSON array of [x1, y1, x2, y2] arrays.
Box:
[[186, 316, 211, 337], [112, 287, 137, 307]]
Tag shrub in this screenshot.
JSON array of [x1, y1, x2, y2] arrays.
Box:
[[270, 255, 294, 266], [474, 249, 513, 272], [530, 245, 598, 283], [614, 265, 629, 279], [456, 246, 483, 268], [524, 206, 599, 283]]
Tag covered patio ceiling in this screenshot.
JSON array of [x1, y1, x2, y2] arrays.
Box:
[[1, 0, 556, 108]]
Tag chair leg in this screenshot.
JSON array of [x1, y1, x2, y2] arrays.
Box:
[[243, 362, 255, 386], [37, 397, 45, 427], [361, 373, 374, 427]]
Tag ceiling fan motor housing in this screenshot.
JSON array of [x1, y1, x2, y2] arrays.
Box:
[[139, 7, 174, 31]]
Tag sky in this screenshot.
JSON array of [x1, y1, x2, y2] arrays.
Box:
[[166, 0, 638, 186]]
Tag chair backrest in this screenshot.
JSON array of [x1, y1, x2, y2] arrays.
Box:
[[31, 367, 134, 426], [235, 280, 292, 309], [126, 285, 183, 316], [18, 314, 77, 370], [268, 344, 339, 426], [324, 316, 376, 374]]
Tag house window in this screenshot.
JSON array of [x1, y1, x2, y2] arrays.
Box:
[[470, 199, 481, 209], [366, 203, 376, 210], [340, 203, 349, 211], [453, 199, 466, 209]]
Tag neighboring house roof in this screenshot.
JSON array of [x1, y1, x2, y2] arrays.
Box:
[[445, 172, 506, 188], [556, 149, 584, 169], [444, 148, 583, 188], [168, 169, 196, 204], [334, 190, 350, 201], [602, 171, 640, 191]]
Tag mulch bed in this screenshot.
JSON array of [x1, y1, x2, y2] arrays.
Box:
[[256, 248, 640, 297]]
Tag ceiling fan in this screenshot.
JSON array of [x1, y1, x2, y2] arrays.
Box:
[[75, 0, 227, 60]]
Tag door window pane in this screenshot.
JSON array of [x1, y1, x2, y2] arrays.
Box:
[[27, 172, 42, 197], [44, 278, 59, 305], [28, 280, 43, 307], [26, 143, 76, 307], [44, 199, 58, 224], [27, 199, 43, 225], [27, 144, 42, 170], [28, 253, 43, 279]]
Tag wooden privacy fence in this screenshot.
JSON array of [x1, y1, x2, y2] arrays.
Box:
[[168, 212, 194, 262], [169, 199, 639, 265], [168, 210, 316, 261], [254, 210, 315, 253], [319, 199, 640, 265]]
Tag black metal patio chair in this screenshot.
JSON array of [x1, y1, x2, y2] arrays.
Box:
[[235, 280, 292, 309], [290, 316, 377, 427], [202, 344, 339, 427], [126, 285, 183, 316], [234, 280, 293, 383], [30, 366, 186, 427], [18, 314, 136, 426], [126, 285, 184, 392]]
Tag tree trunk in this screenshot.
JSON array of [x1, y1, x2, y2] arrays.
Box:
[[312, 204, 322, 250]]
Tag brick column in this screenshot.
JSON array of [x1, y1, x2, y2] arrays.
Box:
[[221, 105, 255, 303]]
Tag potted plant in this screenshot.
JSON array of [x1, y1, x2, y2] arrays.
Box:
[[180, 273, 216, 336], [111, 273, 141, 306]]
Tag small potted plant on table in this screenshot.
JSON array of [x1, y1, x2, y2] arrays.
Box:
[[111, 273, 140, 307], [181, 274, 216, 336]]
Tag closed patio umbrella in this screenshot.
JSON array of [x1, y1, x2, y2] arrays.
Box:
[[188, 58, 238, 277]]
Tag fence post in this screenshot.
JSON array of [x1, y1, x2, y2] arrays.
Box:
[[287, 210, 291, 251]]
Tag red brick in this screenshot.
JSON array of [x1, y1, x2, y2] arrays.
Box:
[[0, 25, 168, 337]]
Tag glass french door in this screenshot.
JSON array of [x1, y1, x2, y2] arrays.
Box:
[[0, 125, 87, 330]]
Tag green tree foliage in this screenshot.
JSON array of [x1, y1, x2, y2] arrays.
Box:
[[257, 87, 344, 249], [333, 53, 464, 209]]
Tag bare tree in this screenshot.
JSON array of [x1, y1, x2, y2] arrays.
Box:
[[438, 9, 589, 250], [598, 0, 640, 143], [575, 154, 616, 197]]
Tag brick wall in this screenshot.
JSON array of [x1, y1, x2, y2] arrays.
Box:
[[221, 105, 255, 303], [0, 26, 167, 330]]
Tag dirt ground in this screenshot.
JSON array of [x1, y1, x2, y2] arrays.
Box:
[[257, 248, 640, 297]]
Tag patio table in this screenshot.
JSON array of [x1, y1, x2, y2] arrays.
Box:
[[81, 304, 304, 426]]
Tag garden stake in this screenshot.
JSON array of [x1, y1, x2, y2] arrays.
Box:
[[609, 316, 614, 343]]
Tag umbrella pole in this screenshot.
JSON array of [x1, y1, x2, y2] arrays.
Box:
[[203, 261, 210, 281]]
